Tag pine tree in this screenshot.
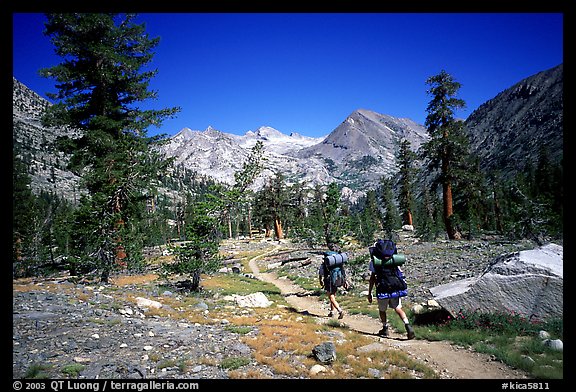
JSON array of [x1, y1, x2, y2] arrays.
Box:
[[222, 141, 265, 238], [252, 171, 291, 240], [322, 182, 345, 248], [414, 187, 434, 241], [379, 176, 401, 237], [13, 153, 39, 276], [396, 139, 417, 227], [420, 70, 468, 240], [354, 189, 381, 246], [40, 13, 180, 282], [453, 155, 487, 239]]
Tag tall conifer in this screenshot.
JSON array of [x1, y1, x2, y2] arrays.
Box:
[[420, 70, 468, 240], [40, 13, 180, 281]]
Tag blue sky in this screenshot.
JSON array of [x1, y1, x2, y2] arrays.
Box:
[[12, 12, 564, 138]]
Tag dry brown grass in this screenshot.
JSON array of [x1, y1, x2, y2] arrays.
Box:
[[226, 301, 437, 379], [110, 273, 159, 286], [13, 278, 73, 293], [228, 368, 274, 379]]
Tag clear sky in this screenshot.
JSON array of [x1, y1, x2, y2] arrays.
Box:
[[12, 12, 564, 138]]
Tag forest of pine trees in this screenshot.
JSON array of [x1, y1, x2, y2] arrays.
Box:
[[12, 14, 563, 283]]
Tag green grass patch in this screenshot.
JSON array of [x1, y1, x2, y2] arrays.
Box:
[[220, 356, 251, 370], [61, 363, 85, 377], [208, 273, 281, 297], [225, 325, 253, 334], [415, 309, 563, 379], [24, 363, 52, 379]]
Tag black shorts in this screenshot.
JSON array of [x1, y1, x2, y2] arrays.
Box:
[[324, 278, 337, 294]]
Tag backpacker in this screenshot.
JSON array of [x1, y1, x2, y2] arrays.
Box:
[[369, 240, 407, 297], [323, 251, 348, 289], [369, 239, 404, 267]]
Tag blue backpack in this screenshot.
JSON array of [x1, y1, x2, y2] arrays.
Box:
[[372, 239, 397, 259]]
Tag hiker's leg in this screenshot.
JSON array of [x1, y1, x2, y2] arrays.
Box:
[[392, 299, 409, 323], [325, 291, 335, 316], [328, 292, 333, 311], [377, 298, 388, 323], [379, 310, 387, 324], [395, 306, 408, 321], [329, 293, 339, 311], [393, 299, 415, 339], [376, 298, 389, 336]]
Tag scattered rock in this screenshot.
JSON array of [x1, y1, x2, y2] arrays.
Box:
[[312, 341, 336, 364], [538, 330, 551, 340], [12, 288, 277, 379], [136, 297, 163, 309], [357, 342, 386, 353], [233, 292, 273, 308], [411, 300, 451, 325], [309, 364, 327, 375], [543, 339, 563, 352]]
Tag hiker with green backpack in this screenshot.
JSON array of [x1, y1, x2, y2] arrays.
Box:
[[318, 244, 349, 319], [367, 239, 415, 339]]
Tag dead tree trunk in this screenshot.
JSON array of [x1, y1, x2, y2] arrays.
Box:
[[274, 217, 284, 240]]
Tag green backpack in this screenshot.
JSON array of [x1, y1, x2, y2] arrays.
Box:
[[329, 266, 345, 288]]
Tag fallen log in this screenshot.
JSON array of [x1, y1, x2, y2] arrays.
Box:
[[281, 257, 309, 265]]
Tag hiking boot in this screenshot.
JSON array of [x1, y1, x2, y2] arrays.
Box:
[[328, 311, 334, 318], [377, 326, 389, 337], [338, 310, 345, 319], [405, 324, 415, 340]]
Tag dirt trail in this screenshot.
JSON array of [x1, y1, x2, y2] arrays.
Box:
[[248, 244, 529, 380]]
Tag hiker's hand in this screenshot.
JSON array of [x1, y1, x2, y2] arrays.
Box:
[[367, 293, 373, 303]]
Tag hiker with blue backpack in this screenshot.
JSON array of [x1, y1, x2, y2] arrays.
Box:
[[319, 243, 349, 319], [367, 239, 415, 339]]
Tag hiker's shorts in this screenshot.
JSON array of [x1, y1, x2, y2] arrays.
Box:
[[323, 278, 337, 294], [377, 297, 401, 311]]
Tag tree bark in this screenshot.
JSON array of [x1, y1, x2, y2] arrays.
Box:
[[274, 217, 284, 240], [406, 210, 413, 226], [443, 182, 461, 239], [248, 205, 253, 238], [115, 218, 127, 268], [227, 211, 232, 239]]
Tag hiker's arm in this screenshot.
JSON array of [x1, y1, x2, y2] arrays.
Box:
[[367, 273, 376, 303]]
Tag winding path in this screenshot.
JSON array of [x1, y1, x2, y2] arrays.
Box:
[[247, 243, 530, 380]]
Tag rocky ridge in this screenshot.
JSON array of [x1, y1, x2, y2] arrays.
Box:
[[12, 77, 83, 201]]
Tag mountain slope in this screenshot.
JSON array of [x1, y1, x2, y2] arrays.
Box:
[[464, 63, 563, 177], [159, 109, 428, 193], [12, 77, 82, 201], [296, 109, 429, 187], [161, 125, 328, 190]]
